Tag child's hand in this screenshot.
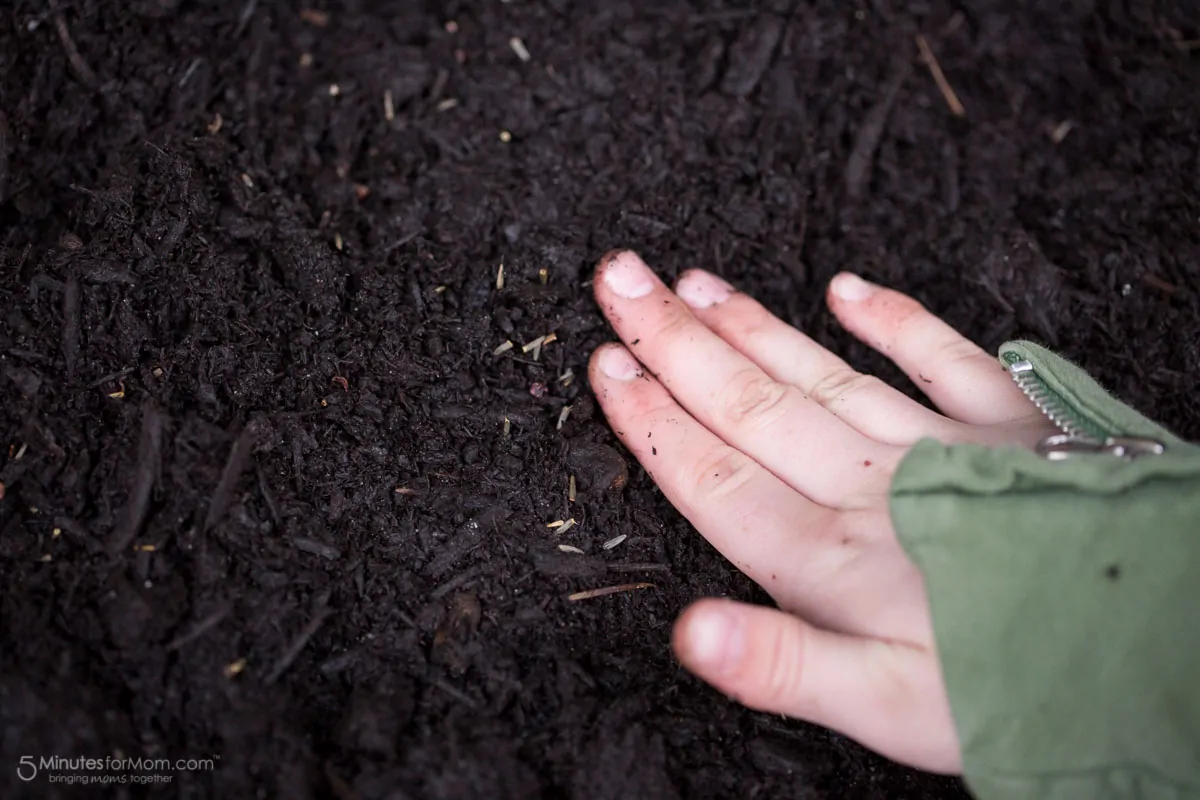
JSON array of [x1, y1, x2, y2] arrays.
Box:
[[588, 251, 1057, 773]]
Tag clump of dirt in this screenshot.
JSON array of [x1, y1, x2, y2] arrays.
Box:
[[1, 2, 1197, 797]]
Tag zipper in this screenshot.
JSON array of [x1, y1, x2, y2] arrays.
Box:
[[1003, 353, 1165, 461]]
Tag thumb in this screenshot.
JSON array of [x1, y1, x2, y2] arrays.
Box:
[[672, 598, 961, 773]]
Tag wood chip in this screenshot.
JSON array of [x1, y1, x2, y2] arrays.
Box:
[[496, 263, 505, 290], [384, 90, 395, 121], [556, 518, 576, 535], [542, 332, 557, 346], [556, 405, 571, 431], [223, 658, 247, 678], [521, 335, 546, 354], [601, 534, 627, 551], [137, 544, 157, 552], [546, 519, 565, 529], [557, 544, 585, 554], [493, 340, 514, 356], [240, 173, 254, 188], [502, 417, 511, 437], [437, 98, 459, 112], [509, 36, 531, 62], [557, 368, 574, 386], [394, 486, 419, 495], [568, 583, 655, 602], [568, 475, 576, 503], [538, 267, 549, 284]]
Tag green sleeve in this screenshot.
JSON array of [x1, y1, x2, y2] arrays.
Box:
[[890, 342, 1200, 800]]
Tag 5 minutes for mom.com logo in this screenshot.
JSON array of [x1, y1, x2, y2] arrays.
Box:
[[17, 755, 218, 783]]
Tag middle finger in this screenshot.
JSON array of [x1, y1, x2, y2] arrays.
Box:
[[594, 250, 901, 508]]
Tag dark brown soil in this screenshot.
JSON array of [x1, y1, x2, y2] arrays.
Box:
[[2, 1, 1198, 797]]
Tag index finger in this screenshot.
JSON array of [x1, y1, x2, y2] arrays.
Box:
[[594, 250, 900, 508]]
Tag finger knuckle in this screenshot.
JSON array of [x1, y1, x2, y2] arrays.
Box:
[[718, 371, 790, 428], [936, 335, 987, 370], [688, 447, 758, 501], [761, 619, 807, 708], [807, 368, 878, 409], [650, 305, 697, 346]]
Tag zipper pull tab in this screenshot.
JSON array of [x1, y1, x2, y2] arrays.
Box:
[[1006, 358, 1166, 460], [1036, 434, 1166, 461]]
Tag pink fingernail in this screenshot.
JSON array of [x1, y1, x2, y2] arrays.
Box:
[[676, 270, 734, 310], [602, 251, 655, 299], [831, 273, 876, 302], [598, 346, 643, 381], [686, 604, 744, 677]]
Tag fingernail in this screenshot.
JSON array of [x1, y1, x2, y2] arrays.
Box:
[[676, 270, 734, 310], [602, 251, 655, 299], [685, 604, 744, 677], [598, 346, 643, 381], [831, 272, 876, 302]]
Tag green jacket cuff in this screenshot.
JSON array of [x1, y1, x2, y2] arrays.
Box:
[[890, 341, 1200, 800]]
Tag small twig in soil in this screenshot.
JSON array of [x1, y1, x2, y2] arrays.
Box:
[[178, 57, 202, 88], [203, 421, 259, 533], [233, 0, 258, 38], [266, 592, 333, 685], [844, 54, 912, 199], [255, 463, 282, 530], [568, 582, 655, 602], [607, 563, 671, 574], [165, 602, 234, 651], [89, 366, 136, 388], [52, 7, 98, 89], [430, 566, 482, 600], [1141, 273, 1179, 296], [109, 402, 165, 554], [433, 678, 478, 708], [915, 34, 965, 117], [292, 536, 342, 560], [61, 277, 80, 378]]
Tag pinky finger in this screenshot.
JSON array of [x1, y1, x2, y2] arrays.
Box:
[[672, 598, 961, 774]]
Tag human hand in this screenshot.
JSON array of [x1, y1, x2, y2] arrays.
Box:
[[587, 250, 1057, 773]]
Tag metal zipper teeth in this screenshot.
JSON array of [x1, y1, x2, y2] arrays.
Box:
[[1005, 358, 1108, 442]]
